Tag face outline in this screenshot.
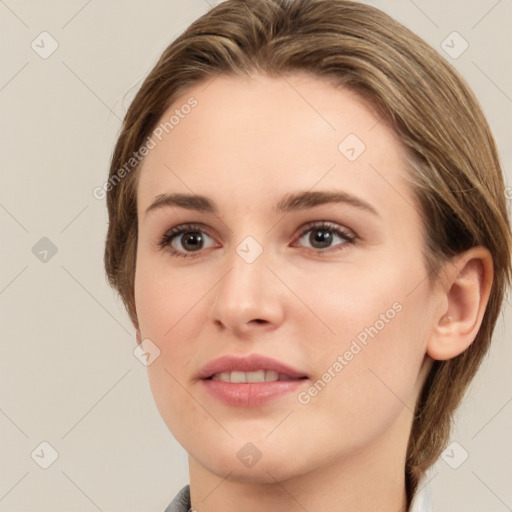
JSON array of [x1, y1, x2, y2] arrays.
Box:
[[133, 73, 438, 489]]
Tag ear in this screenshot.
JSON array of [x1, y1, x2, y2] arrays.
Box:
[[427, 246, 494, 361]]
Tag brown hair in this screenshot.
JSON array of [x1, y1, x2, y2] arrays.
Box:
[[104, 0, 511, 505]]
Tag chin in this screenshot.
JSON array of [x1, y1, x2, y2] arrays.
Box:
[[203, 443, 312, 483]]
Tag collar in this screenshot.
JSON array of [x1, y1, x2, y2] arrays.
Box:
[[410, 478, 434, 512], [165, 481, 433, 512]]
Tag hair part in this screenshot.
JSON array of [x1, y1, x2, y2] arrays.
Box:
[[104, 0, 512, 505]]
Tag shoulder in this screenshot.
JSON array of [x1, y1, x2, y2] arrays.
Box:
[[410, 479, 434, 512], [163, 484, 191, 512]]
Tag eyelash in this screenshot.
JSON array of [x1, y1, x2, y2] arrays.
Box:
[[157, 221, 358, 258]]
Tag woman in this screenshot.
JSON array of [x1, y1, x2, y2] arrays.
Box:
[[103, 1, 511, 510]]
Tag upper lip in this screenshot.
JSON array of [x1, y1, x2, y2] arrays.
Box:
[[198, 354, 308, 380]]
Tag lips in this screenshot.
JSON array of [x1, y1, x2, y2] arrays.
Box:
[[198, 354, 308, 381], [198, 354, 309, 407]]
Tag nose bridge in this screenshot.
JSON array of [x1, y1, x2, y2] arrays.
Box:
[[209, 236, 284, 331]]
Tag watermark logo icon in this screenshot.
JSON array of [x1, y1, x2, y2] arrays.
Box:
[[31, 32, 59, 59], [236, 236, 263, 264], [32, 237, 58, 263], [441, 31, 469, 59], [237, 442, 263, 468], [441, 441, 469, 469], [31, 441, 59, 469], [133, 338, 161, 366], [338, 133, 366, 162]]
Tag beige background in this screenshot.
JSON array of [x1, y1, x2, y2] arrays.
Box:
[[1, 0, 510, 510]]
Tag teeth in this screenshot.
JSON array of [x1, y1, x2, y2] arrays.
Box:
[[231, 371, 249, 383], [264, 370, 279, 382], [246, 370, 266, 383], [210, 370, 294, 383]]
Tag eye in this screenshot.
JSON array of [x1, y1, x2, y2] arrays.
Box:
[[158, 221, 357, 258], [293, 221, 357, 252], [158, 223, 218, 258]]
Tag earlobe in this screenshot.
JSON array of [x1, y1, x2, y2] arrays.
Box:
[[427, 247, 494, 361]]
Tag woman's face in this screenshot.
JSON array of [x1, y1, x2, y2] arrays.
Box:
[[134, 73, 436, 482]]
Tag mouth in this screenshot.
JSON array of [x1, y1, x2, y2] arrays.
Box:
[[206, 370, 309, 383], [198, 353, 309, 381], [198, 353, 309, 407]]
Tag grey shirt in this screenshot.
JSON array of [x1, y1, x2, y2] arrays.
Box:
[[164, 482, 433, 512]]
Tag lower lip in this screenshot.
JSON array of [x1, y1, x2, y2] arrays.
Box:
[[201, 378, 308, 407]]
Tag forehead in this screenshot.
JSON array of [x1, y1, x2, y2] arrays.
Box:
[[137, 73, 416, 218]]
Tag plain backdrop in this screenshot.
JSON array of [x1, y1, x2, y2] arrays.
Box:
[[1, 0, 511, 511]]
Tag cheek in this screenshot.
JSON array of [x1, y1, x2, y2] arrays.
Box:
[[288, 258, 414, 351], [292, 303, 428, 454], [297, 258, 431, 408], [135, 258, 209, 438], [134, 253, 221, 378], [134, 251, 208, 340]]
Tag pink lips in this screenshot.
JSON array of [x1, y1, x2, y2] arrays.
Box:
[[198, 354, 309, 407], [198, 354, 308, 380]]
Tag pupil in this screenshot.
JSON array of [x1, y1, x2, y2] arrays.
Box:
[[310, 229, 332, 248], [183, 232, 203, 251]]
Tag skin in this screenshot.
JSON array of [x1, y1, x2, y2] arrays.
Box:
[[133, 73, 493, 512]]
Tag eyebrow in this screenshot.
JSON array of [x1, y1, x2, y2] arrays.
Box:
[[144, 190, 379, 217]]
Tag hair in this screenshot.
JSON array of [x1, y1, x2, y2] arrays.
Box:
[[103, 0, 511, 506]]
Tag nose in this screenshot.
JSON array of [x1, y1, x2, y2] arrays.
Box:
[[208, 244, 286, 337]]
